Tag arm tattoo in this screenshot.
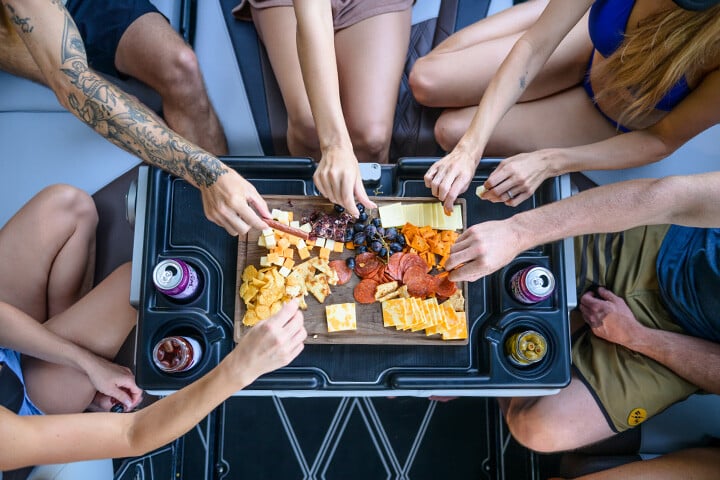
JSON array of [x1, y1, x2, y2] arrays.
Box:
[[5, 4, 32, 33], [519, 74, 527, 91], [41, 3, 226, 187]]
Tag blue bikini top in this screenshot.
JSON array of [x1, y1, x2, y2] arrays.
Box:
[[588, 0, 691, 111]]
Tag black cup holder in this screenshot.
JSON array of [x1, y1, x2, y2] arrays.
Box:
[[150, 255, 209, 309], [500, 258, 556, 311], [491, 316, 557, 380], [148, 319, 211, 378]]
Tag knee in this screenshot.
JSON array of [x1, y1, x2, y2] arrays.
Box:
[[43, 184, 98, 229], [161, 46, 206, 99], [350, 123, 392, 162], [504, 404, 566, 453], [434, 113, 463, 152], [409, 56, 441, 107]]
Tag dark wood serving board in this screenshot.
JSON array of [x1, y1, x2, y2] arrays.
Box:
[[234, 196, 468, 345]]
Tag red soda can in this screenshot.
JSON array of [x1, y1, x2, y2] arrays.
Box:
[[153, 259, 200, 300], [509, 265, 555, 304], [152, 336, 203, 373]]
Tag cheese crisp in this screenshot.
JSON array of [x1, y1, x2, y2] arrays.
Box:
[[326, 303, 357, 332]]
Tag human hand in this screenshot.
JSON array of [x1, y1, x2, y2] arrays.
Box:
[[424, 149, 477, 214], [200, 169, 271, 236], [444, 220, 522, 282], [230, 300, 307, 383], [480, 149, 558, 206], [313, 145, 376, 218], [579, 287, 645, 349], [85, 357, 143, 412]]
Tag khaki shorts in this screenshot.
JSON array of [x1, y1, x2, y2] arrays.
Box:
[[572, 225, 698, 432], [233, 0, 414, 31]]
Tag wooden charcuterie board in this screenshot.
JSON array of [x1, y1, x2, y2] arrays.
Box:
[[234, 196, 468, 345]]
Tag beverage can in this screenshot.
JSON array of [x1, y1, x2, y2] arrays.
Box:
[[505, 330, 547, 366], [509, 265, 555, 304], [152, 336, 203, 373], [153, 259, 200, 300]]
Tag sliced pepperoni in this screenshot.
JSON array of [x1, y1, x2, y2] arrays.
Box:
[[355, 252, 382, 278], [387, 252, 405, 280], [400, 252, 430, 275], [402, 265, 427, 285], [435, 276, 458, 297], [354, 279, 379, 304], [329, 260, 353, 285], [405, 277, 430, 298]]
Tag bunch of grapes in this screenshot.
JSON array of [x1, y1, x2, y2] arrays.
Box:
[[335, 203, 406, 270]]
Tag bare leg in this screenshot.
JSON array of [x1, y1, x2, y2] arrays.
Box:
[[410, 2, 591, 108], [335, 8, 412, 164], [251, 6, 320, 159], [23, 263, 137, 414], [501, 373, 615, 453], [435, 86, 619, 154], [115, 13, 228, 155], [549, 446, 720, 480], [0, 185, 97, 322]]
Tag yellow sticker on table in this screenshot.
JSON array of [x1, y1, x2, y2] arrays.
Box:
[[627, 408, 648, 426]]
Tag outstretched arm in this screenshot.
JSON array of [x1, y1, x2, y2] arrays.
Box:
[[446, 172, 720, 282], [293, 0, 376, 217], [482, 68, 720, 206], [424, 0, 593, 212], [0, 301, 306, 471], [2, 0, 270, 235]]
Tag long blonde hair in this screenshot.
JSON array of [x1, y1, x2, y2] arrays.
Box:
[[592, 5, 720, 126]]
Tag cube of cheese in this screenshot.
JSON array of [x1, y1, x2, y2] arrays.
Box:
[[264, 235, 277, 249], [333, 241, 344, 253], [259, 256, 270, 267], [290, 220, 300, 228], [299, 223, 313, 233], [270, 209, 283, 220], [262, 228, 275, 237], [319, 247, 331, 260], [282, 258, 295, 270], [272, 255, 285, 267], [326, 303, 357, 332], [277, 211, 290, 225], [278, 266, 292, 277], [314, 237, 326, 248], [258, 235, 266, 247], [283, 248, 294, 259], [297, 247, 310, 260], [296, 239, 307, 250], [277, 237, 290, 249], [324, 239, 335, 251]]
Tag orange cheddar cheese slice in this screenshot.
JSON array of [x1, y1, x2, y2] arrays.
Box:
[[382, 298, 405, 328], [326, 303, 357, 332]]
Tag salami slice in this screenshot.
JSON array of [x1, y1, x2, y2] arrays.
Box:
[[387, 252, 404, 280], [405, 277, 430, 298], [329, 260, 353, 285], [435, 276, 458, 297], [402, 265, 427, 285], [400, 252, 430, 275], [354, 252, 382, 278], [354, 279, 379, 304]]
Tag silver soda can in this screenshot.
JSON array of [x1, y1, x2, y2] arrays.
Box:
[[152, 336, 203, 373], [510, 265, 555, 304], [153, 259, 200, 300]]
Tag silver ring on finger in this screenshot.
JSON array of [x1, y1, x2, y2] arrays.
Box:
[[507, 189, 514, 200]]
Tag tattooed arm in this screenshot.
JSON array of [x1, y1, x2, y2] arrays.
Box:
[[2, 0, 270, 235]]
